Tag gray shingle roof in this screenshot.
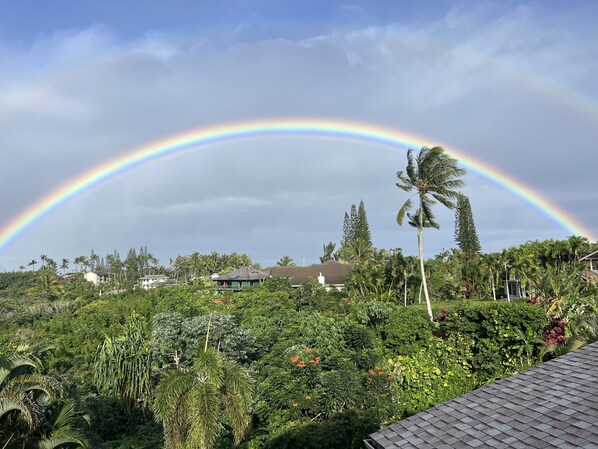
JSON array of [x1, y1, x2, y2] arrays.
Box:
[[366, 341, 598, 449], [214, 267, 269, 281]]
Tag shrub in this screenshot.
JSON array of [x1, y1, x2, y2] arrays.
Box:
[[263, 410, 379, 449], [439, 301, 547, 378], [382, 307, 434, 355]]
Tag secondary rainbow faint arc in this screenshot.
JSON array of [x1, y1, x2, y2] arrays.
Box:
[[0, 118, 593, 253]]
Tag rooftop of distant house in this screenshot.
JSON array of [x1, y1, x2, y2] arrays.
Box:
[[214, 267, 269, 281], [269, 260, 354, 285]]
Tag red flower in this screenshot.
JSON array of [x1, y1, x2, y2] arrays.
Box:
[[293, 402, 298, 407], [291, 356, 300, 363], [305, 347, 312, 353], [297, 361, 306, 368]]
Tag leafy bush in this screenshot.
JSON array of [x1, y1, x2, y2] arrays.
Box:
[[390, 336, 477, 417], [382, 307, 434, 355], [263, 410, 379, 449], [439, 301, 547, 378]]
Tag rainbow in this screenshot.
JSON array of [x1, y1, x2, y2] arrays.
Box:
[[0, 118, 593, 253]]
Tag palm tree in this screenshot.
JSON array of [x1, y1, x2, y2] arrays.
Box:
[[0, 354, 58, 430], [28, 267, 64, 301], [60, 258, 69, 274], [28, 259, 38, 272], [276, 255, 296, 267], [396, 147, 465, 321], [73, 256, 87, 273], [37, 400, 93, 449], [1, 355, 93, 449], [152, 347, 252, 449]]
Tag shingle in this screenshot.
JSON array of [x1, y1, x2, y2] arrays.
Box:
[[367, 342, 598, 449]]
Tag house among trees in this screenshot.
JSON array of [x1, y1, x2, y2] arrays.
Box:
[[504, 278, 523, 299], [580, 249, 598, 283], [213, 267, 269, 290], [269, 260, 354, 290], [365, 341, 598, 449], [139, 274, 177, 289], [84, 270, 113, 287]]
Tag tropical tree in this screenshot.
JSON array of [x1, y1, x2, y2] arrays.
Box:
[[320, 242, 336, 263], [60, 258, 69, 274], [28, 259, 38, 272], [276, 255, 296, 267], [93, 316, 151, 412], [0, 354, 57, 433], [152, 346, 252, 449], [73, 256, 87, 273], [28, 267, 64, 301], [0, 355, 94, 449], [454, 194, 481, 256], [396, 147, 465, 321]]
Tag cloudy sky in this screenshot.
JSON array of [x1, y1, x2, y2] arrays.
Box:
[[0, 0, 597, 270]]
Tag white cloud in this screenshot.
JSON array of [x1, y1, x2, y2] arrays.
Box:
[[0, 5, 597, 269]]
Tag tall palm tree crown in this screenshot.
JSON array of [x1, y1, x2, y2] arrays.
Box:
[[396, 147, 466, 320], [152, 347, 252, 449]]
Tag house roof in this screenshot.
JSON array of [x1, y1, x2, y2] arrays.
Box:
[[269, 260, 354, 285], [215, 267, 269, 282], [580, 249, 598, 261], [366, 341, 598, 449], [139, 274, 169, 280]]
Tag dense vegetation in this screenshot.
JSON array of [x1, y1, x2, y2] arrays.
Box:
[[1, 149, 596, 448], [0, 234, 596, 449]]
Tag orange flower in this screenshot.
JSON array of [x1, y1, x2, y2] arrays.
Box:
[[291, 356, 300, 363], [341, 297, 349, 301], [309, 359, 315, 364], [368, 369, 376, 376], [297, 361, 306, 368], [305, 395, 312, 400], [377, 371, 384, 375], [293, 403, 299, 407], [367, 377, 373, 382], [387, 375, 394, 381], [305, 347, 312, 353], [314, 357, 321, 363]]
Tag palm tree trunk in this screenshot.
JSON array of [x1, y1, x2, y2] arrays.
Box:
[[491, 272, 496, 301], [418, 226, 433, 321], [403, 270, 408, 306]]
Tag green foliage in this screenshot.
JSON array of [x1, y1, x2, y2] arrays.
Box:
[[152, 348, 252, 449], [150, 313, 256, 370], [353, 300, 396, 327], [390, 336, 477, 417], [94, 315, 152, 410], [382, 307, 434, 355], [263, 410, 379, 449], [0, 271, 35, 294], [440, 301, 547, 379], [337, 201, 373, 262], [454, 194, 481, 256]]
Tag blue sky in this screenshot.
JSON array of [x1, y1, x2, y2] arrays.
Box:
[[0, 1, 597, 269]]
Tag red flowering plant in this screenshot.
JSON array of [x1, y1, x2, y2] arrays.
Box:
[[541, 318, 567, 345]]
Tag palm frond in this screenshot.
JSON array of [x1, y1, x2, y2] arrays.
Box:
[[0, 397, 36, 427], [396, 199, 413, 225], [187, 383, 221, 449], [152, 371, 195, 421]]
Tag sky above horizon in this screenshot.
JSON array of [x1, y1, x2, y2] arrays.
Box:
[[1, 1, 597, 270]]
